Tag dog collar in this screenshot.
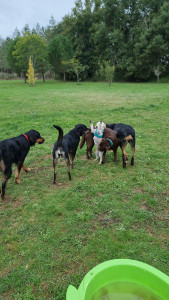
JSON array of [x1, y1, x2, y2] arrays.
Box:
[[23, 134, 30, 143], [94, 129, 103, 138], [107, 138, 113, 147]]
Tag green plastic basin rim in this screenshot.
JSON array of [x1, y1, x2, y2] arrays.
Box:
[[66, 285, 79, 300], [66, 259, 169, 300]]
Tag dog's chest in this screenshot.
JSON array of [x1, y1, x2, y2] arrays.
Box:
[[93, 136, 102, 145]]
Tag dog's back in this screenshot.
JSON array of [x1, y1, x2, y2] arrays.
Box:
[[106, 123, 135, 147], [103, 127, 117, 139], [53, 125, 81, 157]]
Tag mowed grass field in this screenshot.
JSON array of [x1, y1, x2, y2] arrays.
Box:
[[0, 80, 168, 299]]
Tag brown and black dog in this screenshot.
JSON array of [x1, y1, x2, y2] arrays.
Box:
[[98, 128, 133, 167], [0, 130, 45, 199]]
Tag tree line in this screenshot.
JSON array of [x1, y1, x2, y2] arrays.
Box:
[[0, 0, 169, 82]]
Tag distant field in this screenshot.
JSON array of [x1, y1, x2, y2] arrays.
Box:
[[0, 80, 169, 299]]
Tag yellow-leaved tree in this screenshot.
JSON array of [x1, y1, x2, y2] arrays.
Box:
[[26, 56, 36, 86]]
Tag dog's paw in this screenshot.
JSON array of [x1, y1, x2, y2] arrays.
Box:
[[25, 168, 31, 172], [15, 178, 20, 184]]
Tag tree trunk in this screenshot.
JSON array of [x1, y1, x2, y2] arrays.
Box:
[[77, 72, 79, 84], [24, 73, 27, 84], [42, 72, 45, 82], [157, 74, 159, 84]]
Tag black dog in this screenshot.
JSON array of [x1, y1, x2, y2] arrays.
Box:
[[0, 130, 45, 199], [106, 123, 135, 166], [53, 124, 87, 183]]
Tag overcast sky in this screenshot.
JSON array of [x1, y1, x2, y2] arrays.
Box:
[[0, 0, 77, 39]]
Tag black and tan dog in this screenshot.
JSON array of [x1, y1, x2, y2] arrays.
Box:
[[0, 130, 45, 199], [53, 124, 87, 183], [106, 123, 135, 166]]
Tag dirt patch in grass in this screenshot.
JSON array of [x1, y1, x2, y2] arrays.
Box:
[[0, 196, 23, 212], [133, 188, 145, 194], [162, 188, 169, 196], [139, 203, 151, 211]]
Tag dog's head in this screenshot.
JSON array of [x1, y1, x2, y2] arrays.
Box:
[[95, 121, 106, 134], [98, 138, 112, 151], [74, 124, 88, 136], [25, 130, 45, 146]]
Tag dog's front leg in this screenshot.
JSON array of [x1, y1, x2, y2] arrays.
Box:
[[90, 121, 95, 134], [22, 163, 31, 172], [15, 161, 23, 184]]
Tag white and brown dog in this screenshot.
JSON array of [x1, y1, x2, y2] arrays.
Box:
[[90, 120, 106, 164]]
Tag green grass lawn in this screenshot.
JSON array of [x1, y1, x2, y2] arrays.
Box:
[[0, 80, 169, 299]]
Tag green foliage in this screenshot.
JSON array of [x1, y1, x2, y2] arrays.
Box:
[[1, 0, 169, 82], [6, 38, 22, 75], [100, 61, 115, 86], [11, 32, 47, 80], [0, 38, 11, 73], [48, 35, 73, 80], [64, 57, 87, 83]]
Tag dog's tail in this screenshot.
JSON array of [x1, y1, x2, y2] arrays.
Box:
[[117, 130, 133, 142], [53, 125, 63, 147], [80, 134, 86, 149]]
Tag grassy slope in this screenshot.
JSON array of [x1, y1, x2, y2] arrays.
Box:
[[0, 80, 169, 299]]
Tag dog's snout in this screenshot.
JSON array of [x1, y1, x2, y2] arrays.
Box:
[[36, 138, 45, 144]]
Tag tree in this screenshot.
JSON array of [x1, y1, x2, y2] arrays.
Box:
[[154, 66, 162, 83], [45, 16, 58, 42], [100, 61, 115, 86], [6, 38, 22, 75], [65, 57, 86, 83], [134, 1, 169, 81], [12, 32, 47, 82], [0, 38, 11, 73], [26, 56, 36, 86], [48, 35, 73, 81]]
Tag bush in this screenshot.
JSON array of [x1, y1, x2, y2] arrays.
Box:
[[0, 72, 18, 80]]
